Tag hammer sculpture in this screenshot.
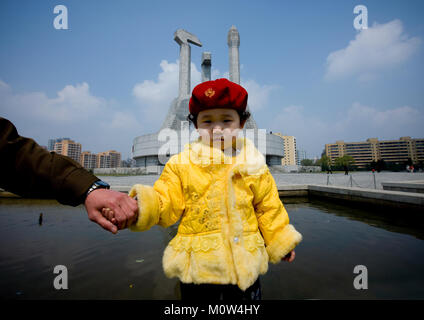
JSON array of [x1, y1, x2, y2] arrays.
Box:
[[174, 29, 202, 98]]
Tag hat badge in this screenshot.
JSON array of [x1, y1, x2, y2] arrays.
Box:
[[204, 88, 215, 98]]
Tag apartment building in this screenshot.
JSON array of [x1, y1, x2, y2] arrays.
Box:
[[53, 139, 82, 163], [325, 137, 424, 168], [49, 137, 122, 169], [48, 137, 70, 151], [273, 133, 297, 166], [97, 150, 121, 168], [80, 151, 98, 169]]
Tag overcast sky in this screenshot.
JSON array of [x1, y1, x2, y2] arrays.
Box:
[[1, 0, 423, 159]]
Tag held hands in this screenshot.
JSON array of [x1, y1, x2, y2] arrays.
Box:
[[282, 250, 295, 263], [101, 207, 117, 225], [84, 189, 138, 234], [101, 206, 138, 230]]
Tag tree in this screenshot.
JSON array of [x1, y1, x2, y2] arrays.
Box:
[[316, 154, 330, 171], [376, 159, 386, 172], [300, 159, 314, 166], [335, 155, 355, 168], [121, 158, 134, 167]]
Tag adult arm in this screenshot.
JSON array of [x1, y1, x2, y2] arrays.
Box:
[[0, 117, 98, 206], [0, 117, 137, 233]]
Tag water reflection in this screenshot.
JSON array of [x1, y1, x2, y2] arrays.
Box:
[[305, 197, 424, 240]]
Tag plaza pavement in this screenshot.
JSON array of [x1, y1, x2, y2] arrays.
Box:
[[99, 171, 424, 190]]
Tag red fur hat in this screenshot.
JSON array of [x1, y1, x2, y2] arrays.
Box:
[[189, 78, 248, 115]]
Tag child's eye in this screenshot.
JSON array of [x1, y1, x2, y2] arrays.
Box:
[[223, 120, 232, 123], [203, 120, 211, 123]]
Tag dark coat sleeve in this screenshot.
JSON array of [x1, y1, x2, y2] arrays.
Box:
[[0, 117, 99, 206]]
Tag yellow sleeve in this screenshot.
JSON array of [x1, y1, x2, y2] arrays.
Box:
[[129, 161, 185, 232], [252, 169, 302, 263]]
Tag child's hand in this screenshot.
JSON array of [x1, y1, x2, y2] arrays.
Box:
[[102, 207, 138, 229], [282, 250, 295, 262], [102, 207, 117, 226]]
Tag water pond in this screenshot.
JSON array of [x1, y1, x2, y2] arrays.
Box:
[[0, 197, 423, 299]]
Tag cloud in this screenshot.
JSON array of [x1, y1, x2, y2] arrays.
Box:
[[210, 69, 278, 112], [270, 105, 329, 156], [0, 80, 139, 158], [133, 60, 180, 105], [325, 19, 421, 81], [0, 61, 279, 159], [240, 79, 278, 112], [0, 79, 11, 92], [132, 60, 278, 128], [1, 82, 105, 123], [109, 111, 139, 130], [271, 102, 424, 157], [342, 102, 424, 138], [132, 60, 202, 128]]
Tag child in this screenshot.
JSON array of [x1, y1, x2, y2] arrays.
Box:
[[103, 78, 302, 300]]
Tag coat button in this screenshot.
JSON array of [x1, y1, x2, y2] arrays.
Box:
[[234, 237, 239, 243]]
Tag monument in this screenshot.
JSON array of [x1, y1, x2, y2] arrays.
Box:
[[228, 25, 240, 85], [227, 25, 257, 130], [132, 26, 284, 170], [201, 52, 211, 82]]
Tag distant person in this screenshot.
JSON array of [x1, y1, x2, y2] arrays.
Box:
[[344, 165, 349, 175], [102, 79, 303, 300], [327, 165, 333, 174], [0, 117, 137, 233]]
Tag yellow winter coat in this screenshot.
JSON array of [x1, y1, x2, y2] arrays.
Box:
[[129, 137, 302, 291]]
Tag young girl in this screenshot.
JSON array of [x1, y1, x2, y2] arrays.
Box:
[[103, 78, 302, 300]]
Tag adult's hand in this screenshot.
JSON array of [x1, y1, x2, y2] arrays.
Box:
[[84, 189, 138, 234]]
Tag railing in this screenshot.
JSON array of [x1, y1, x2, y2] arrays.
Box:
[[326, 172, 378, 189]]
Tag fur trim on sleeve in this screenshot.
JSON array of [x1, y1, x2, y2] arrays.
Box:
[[129, 184, 160, 231], [266, 224, 303, 264]]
